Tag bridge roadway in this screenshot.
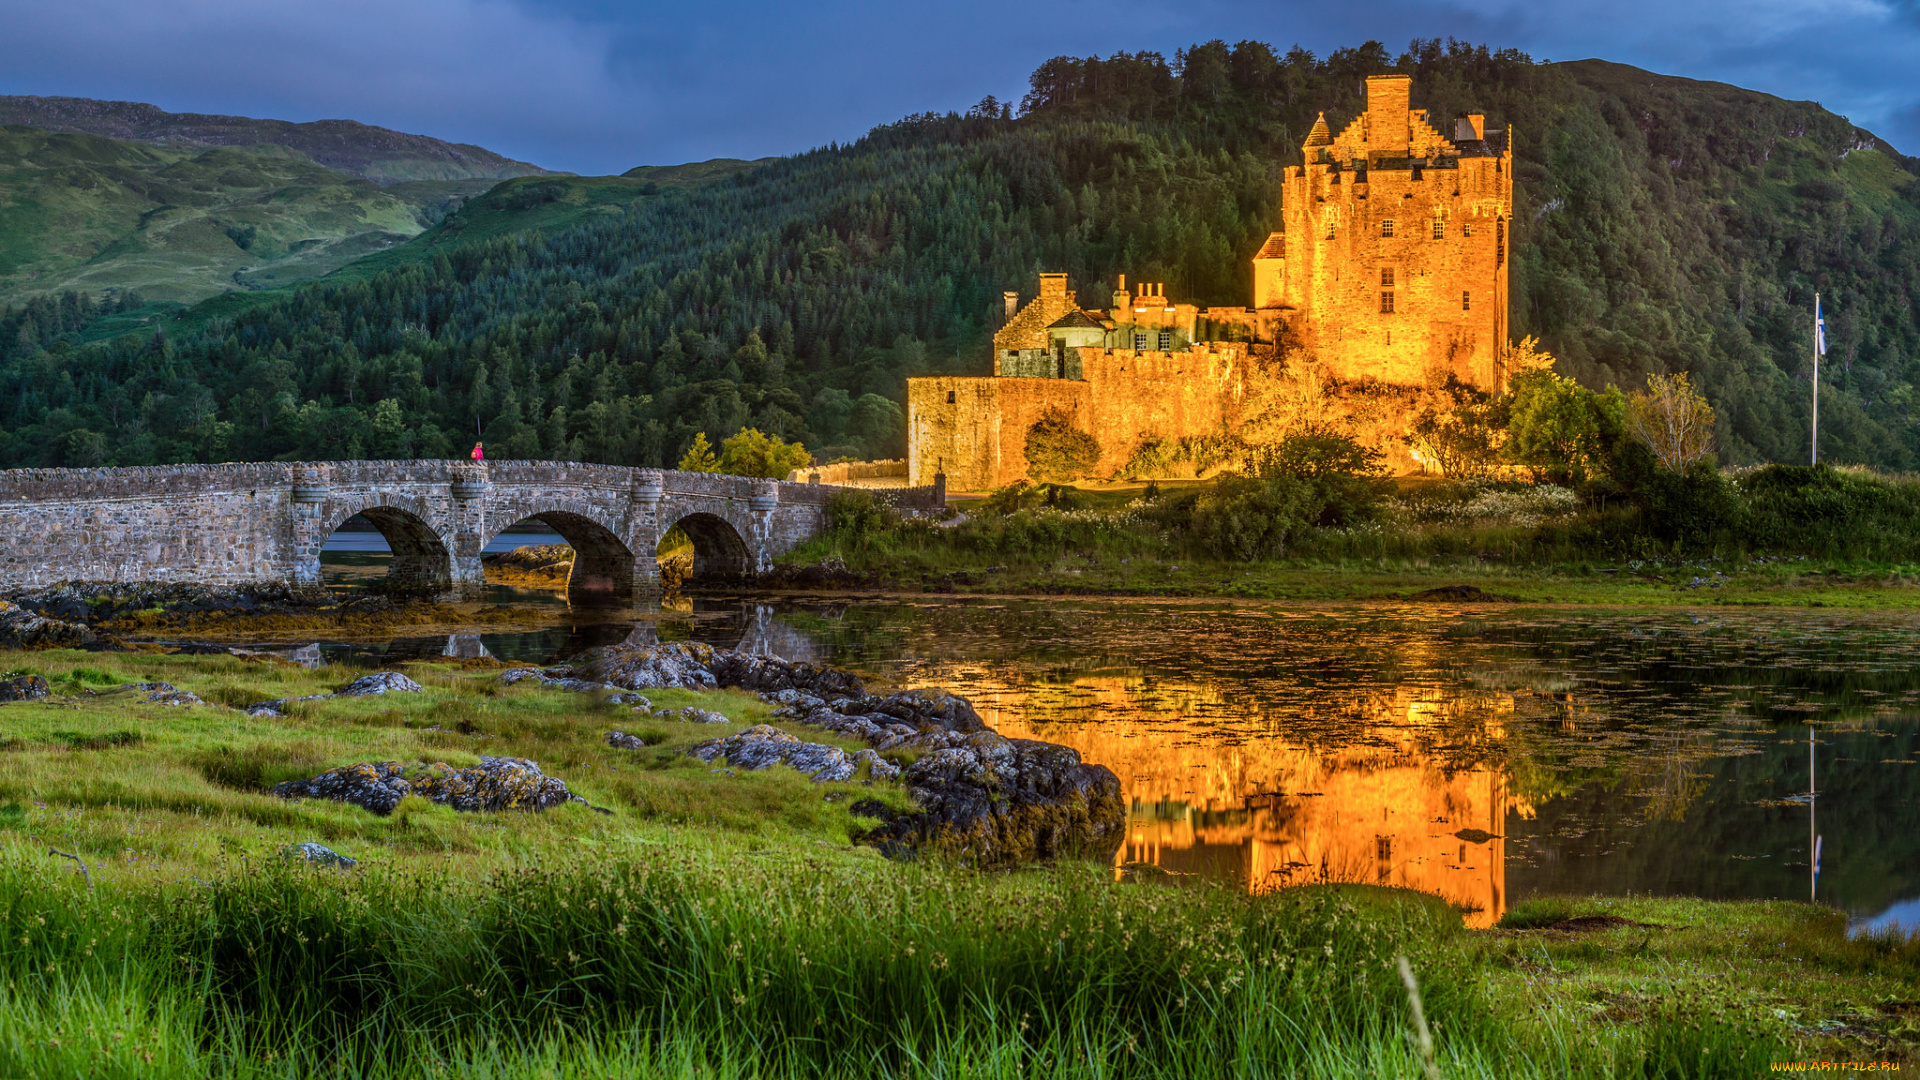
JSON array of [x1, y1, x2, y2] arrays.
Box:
[[0, 459, 852, 604]]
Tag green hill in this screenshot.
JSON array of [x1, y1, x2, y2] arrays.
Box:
[[0, 126, 503, 305], [0, 95, 551, 184], [0, 41, 1915, 470]]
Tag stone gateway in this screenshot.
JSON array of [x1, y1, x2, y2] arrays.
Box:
[[0, 459, 847, 605]]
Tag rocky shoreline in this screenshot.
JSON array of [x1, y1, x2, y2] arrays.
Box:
[[545, 642, 1127, 864]]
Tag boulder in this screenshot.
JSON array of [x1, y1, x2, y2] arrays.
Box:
[[563, 642, 865, 700], [688, 724, 858, 782], [285, 841, 357, 869], [605, 730, 647, 749], [339, 671, 423, 696], [271, 762, 412, 815], [0, 600, 98, 650], [853, 735, 1125, 864], [409, 756, 585, 812], [270, 756, 589, 815], [0, 674, 50, 702]]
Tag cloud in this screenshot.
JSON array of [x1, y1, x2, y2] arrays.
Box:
[[0, 0, 1915, 170], [0, 0, 632, 170]]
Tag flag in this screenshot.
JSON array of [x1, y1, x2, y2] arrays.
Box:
[[1816, 295, 1827, 356]]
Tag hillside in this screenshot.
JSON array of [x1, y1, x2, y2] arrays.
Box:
[[0, 126, 503, 305], [0, 41, 1915, 471], [0, 95, 551, 184]]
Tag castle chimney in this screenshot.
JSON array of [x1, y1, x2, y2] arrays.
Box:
[[1454, 114, 1485, 142], [1114, 273, 1131, 311], [1003, 291, 1019, 322], [1364, 74, 1412, 155]]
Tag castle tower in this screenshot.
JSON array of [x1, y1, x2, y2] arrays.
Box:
[[1257, 74, 1513, 391]]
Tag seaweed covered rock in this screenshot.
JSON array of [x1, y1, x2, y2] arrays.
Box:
[[852, 736, 1124, 864], [0, 600, 99, 650], [688, 724, 864, 782], [270, 762, 412, 815], [270, 757, 591, 815], [0, 673, 50, 702], [563, 642, 864, 699], [410, 756, 584, 812]]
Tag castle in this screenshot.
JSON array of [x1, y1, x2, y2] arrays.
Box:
[[906, 73, 1514, 491]]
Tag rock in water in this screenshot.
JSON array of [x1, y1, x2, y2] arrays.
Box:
[[285, 841, 357, 868], [0, 674, 49, 702], [270, 757, 588, 815], [339, 671, 423, 696], [563, 641, 864, 699], [853, 734, 1125, 864]]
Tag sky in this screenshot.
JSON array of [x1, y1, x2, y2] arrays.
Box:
[[0, 0, 1916, 175]]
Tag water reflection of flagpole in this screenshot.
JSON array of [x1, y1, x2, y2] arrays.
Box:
[[1810, 727, 1820, 903]]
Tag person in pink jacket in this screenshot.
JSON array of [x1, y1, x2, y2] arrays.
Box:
[[470, 442, 485, 461]]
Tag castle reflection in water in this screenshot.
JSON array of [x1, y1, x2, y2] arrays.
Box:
[[947, 676, 1529, 928]]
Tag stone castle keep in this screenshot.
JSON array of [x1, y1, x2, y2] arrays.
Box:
[[908, 73, 1514, 491]]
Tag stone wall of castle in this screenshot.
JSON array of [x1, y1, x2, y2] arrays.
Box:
[[908, 347, 1243, 491]]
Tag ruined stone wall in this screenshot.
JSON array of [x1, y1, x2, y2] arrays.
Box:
[[907, 346, 1243, 491]]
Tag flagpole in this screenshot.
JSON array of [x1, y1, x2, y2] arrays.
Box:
[[1812, 293, 1820, 466]]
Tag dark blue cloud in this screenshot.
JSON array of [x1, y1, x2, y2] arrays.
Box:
[[0, 0, 1913, 173]]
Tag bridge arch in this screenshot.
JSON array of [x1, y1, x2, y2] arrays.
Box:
[[480, 503, 637, 606], [321, 501, 454, 594], [658, 508, 753, 583]]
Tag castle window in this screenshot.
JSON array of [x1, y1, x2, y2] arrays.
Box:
[[1462, 291, 1471, 312], [1133, 332, 1148, 350], [1157, 330, 1172, 351], [1462, 222, 1474, 238], [1380, 268, 1395, 287], [1381, 219, 1395, 238], [1496, 219, 1506, 266], [947, 390, 957, 404], [1380, 291, 1395, 314], [1432, 219, 1445, 240]]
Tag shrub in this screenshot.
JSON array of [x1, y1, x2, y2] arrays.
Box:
[[1249, 429, 1385, 481], [825, 489, 898, 550], [980, 480, 1046, 516], [1189, 476, 1317, 560], [1024, 408, 1101, 482]]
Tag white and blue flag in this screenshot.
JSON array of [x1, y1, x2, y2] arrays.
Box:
[[1816, 295, 1827, 356]]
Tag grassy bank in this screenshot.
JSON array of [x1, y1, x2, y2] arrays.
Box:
[[780, 468, 1920, 608], [0, 649, 1914, 1075]]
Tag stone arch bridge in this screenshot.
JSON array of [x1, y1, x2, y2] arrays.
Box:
[[0, 460, 918, 605]]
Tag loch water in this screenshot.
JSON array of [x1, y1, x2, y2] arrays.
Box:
[[223, 539, 1920, 932]]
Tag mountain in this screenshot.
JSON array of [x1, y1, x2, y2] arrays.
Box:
[[0, 41, 1915, 471], [0, 126, 504, 305], [0, 96, 552, 185]]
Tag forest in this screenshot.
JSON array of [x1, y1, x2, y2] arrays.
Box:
[[0, 37, 1914, 470]]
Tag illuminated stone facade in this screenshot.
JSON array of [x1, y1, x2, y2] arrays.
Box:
[[907, 73, 1513, 491], [1260, 73, 1514, 390]]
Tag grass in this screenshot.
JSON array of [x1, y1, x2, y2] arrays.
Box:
[[794, 475, 1920, 609], [0, 649, 1912, 1075]]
